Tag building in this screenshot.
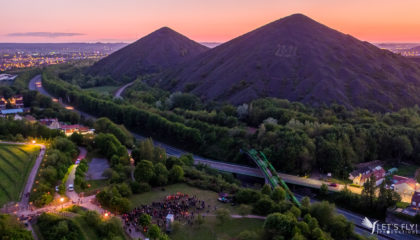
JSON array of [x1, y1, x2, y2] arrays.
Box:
[[9, 95, 24, 108], [411, 192, 420, 209], [349, 165, 386, 186], [0, 74, 17, 82], [387, 167, 398, 175], [60, 124, 94, 136], [393, 175, 419, 201], [39, 118, 60, 129], [24, 115, 37, 124], [13, 114, 23, 121]]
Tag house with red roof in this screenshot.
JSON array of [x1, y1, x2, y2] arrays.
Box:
[[349, 165, 386, 186], [60, 124, 94, 136], [9, 95, 24, 108], [39, 118, 60, 129], [393, 175, 419, 201]]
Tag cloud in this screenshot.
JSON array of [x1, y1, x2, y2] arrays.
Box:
[[7, 32, 85, 38]]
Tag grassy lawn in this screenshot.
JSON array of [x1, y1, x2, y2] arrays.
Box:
[[75, 179, 108, 195], [329, 178, 352, 185], [129, 183, 238, 213], [394, 164, 418, 178], [84, 85, 119, 95], [384, 163, 419, 178], [0, 144, 40, 206], [170, 216, 264, 240]]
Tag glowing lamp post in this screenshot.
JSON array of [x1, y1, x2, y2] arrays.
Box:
[[60, 197, 64, 210], [32, 140, 36, 144]]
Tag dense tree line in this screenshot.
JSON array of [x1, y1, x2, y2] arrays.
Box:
[[0, 118, 63, 141], [74, 159, 89, 190], [93, 117, 134, 147], [43, 70, 203, 150], [42, 65, 420, 180]]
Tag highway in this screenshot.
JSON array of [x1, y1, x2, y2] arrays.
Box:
[[295, 194, 419, 240]]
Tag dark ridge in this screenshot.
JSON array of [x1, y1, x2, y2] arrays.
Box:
[[88, 27, 209, 81]]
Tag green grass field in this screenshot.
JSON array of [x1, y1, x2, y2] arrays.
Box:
[[384, 163, 419, 177], [129, 183, 264, 239], [0, 144, 40, 206], [84, 85, 119, 95], [170, 216, 264, 240], [129, 183, 238, 213]]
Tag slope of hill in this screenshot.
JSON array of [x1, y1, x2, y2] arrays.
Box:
[[88, 27, 208, 81], [157, 14, 420, 111]]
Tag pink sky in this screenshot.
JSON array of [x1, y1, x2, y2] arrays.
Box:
[[1, 0, 420, 43]]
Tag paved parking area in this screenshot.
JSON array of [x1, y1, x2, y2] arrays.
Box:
[[86, 158, 110, 180]]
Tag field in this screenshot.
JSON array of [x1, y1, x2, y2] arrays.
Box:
[[0, 144, 40, 206], [129, 183, 238, 213], [171, 216, 264, 240], [84, 85, 119, 95], [129, 183, 265, 239]]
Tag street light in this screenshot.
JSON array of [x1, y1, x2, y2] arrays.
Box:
[[60, 197, 64, 210], [32, 140, 36, 144]]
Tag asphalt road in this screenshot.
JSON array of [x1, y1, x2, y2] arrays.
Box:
[[295, 194, 420, 240], [65, 147, 87, 202], [29, 75, 95, 120], [114, 80, 135, 98]]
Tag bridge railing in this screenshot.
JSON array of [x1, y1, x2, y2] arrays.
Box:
[[245, 149, 301, 207]]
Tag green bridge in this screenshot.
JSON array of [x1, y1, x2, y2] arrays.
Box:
[[244, 149, 301, 207]]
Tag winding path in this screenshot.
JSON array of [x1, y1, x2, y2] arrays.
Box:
[[114, 81, 135, 99]]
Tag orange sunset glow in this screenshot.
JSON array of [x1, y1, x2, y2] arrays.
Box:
[[1, 0, 420, 43]]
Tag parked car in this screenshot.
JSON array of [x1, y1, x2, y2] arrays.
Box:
[[68, 184, 74, 191], [329, 183, 338, 187], [75, 159, 80, 165], [55, 186, 59, 192]]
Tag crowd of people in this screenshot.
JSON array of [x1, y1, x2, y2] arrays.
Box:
[[122, 192, 213, 232]]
